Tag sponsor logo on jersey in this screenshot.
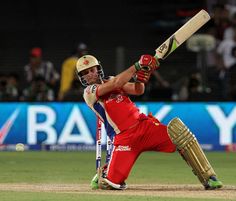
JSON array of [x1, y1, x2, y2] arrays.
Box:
[[115, 145, 131, 151]]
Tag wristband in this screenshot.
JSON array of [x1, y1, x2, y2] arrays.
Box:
[[134, 62, 141, 71]]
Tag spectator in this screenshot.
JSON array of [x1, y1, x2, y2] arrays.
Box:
[[144, 71, 172, 101], [58, 42, 88, 100], [21, 76, 54, 101], [172, 76, 189, 101], [216, 28, 236, 100], [62, 80, 84, 101], [0, 73, 19, 101], [206, 4, 230, 42], [224, 12, 236, 40], [24, 47, 60, 91], [187, 72, 204, 101], [229, 45, 236, 100], [7, 72, 20, 101]]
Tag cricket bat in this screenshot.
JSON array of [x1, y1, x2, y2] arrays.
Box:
[[155, 9, 210, 60]]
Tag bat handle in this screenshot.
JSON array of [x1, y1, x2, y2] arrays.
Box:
[[154, 55, 158, 60], [153, 54, 162, 68]]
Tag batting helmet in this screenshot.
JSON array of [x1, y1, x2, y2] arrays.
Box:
[[76, 55, 104, 86]]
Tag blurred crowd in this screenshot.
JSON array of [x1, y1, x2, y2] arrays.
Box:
[[201, 3, 236, 101], [1, 3, 236, 102], [142, 2, 236, 102], [0, 43, 87, 102]]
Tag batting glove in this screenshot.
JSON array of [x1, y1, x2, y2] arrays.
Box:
[[133, 70, 152, 83], [134, 55, 160, 72]]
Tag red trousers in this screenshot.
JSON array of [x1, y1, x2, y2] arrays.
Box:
[[106, 114, 176, 184]]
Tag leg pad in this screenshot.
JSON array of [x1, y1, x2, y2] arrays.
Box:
[[167, 118, 216, 185]]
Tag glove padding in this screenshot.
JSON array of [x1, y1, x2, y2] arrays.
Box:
[[134, 70, 152, 83], [134, 55, 159, 72]]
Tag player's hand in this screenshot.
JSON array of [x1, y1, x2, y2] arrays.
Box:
[[134, 55, 160, 72], [133, 70, 152, 83]]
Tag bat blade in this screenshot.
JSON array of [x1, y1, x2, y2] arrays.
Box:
[[155, 9, 210, 60]]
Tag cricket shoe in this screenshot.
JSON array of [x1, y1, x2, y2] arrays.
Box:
[[204, 176, 223, 190]]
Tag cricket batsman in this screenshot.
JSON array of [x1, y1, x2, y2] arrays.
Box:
[[76, 54, 223, 190]]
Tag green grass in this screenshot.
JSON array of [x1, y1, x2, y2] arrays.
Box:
[[130, 151, 236, 185], [0, 192, 232, 201], [0, 151, 235, 201], [0, 151, 94, 183]]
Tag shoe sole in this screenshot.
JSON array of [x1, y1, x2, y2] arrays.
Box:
[[205, 183, 223, 190]]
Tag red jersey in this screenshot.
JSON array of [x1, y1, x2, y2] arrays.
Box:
[[83, 84, 140, 134]]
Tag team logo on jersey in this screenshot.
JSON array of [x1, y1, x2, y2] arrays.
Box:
[[116, 95, 123, 103], [107, 94, 124, 103], [83, 59, 89, 65]]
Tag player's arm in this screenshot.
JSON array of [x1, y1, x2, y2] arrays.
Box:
[[97, 55, 157, 97], [97, 65, 136, 96], [122, 59, 160, 95], [122, 82, 145, 95]]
